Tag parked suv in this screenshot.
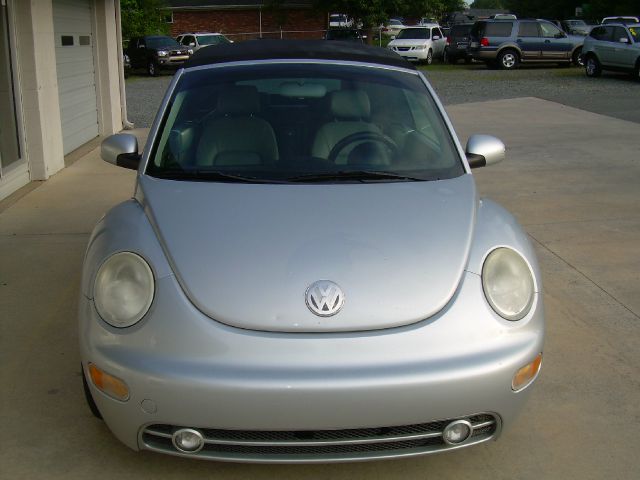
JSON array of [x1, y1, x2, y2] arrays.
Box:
[[176, 32, 231, 52], [387, 25, 446, 64], [468, 19, 585, 69], [127, 36, 191, 76], [444, 23, 474, 63], [583, 23, 640, 79]]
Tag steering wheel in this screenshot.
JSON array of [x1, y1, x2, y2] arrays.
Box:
[[327, 132, 398, 164]]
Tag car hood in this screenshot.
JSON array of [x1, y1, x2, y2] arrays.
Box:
[[138, 174, 477, 333], [389, 39, 430, 46]]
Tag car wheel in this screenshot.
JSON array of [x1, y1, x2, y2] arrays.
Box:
[[572, 47, 584, 67], [585, 55, 601, 77], [425, 49, 433, 65], [498, 49, 519, 70], [147, 60, 157, 77], [82, 367, 103, 419]]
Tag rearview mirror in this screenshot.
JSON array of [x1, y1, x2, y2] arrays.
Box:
[[101, 133, 141, 170], [465, 134, 505, 168], [189, 42, 195, 47], [619, 37, 629, 43], [391, 35, 396, 40]]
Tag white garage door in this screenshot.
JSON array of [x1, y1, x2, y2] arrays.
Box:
[[53, 0, 99, 155]]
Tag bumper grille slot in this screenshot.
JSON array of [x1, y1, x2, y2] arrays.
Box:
[[140, 413, 498, 462]]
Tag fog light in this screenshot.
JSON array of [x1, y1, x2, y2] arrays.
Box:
[[512, 353, 543, 391], [442, 419, 473, 445], [88, 363, 129, 401], [172, 428, 204, 453]]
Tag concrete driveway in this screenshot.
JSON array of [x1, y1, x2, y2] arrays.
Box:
[[1, 97, 638, 479]]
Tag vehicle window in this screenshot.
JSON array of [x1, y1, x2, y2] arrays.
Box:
[[146, 36, 181, 49], [589, 26, 608, 40], [198, 35, 231, 46], [183, 35, 194, 46], [539, 22, 562, 38], [518, 22, 540, 37], [397, 28, 430, 40], [629, 27, 639, 42], [434, 28, 443, 38], [148, 64, 464, 183], [451, 25, 471, 36], [613, 26, 630, 42], [484, 22, 513, 37]]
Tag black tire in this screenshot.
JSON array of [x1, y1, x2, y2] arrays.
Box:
[[425, 49, 433, 65], [497, 49, 519, 70], [82, 367, 103, 419], [585, 55, 601, 77], [572, 47, 584, 67], [444, 49, 455, 64], [464, 56, 473, 65], [147, 60, 158, 77]]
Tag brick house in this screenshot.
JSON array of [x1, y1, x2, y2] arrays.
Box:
[[165, 0, 327, 41]]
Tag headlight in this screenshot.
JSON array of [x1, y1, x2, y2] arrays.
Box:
[[482, 248, 534, 321], [94, 252, 155, 328], [157, 50, 168, 57], [415, 45, 426, 50]]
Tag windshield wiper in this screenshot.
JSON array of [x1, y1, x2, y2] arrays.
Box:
[[287, 170, 426, 183], [152, 170, 284, 184]]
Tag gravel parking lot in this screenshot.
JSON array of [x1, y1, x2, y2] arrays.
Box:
[[126, 64, 640, 127]]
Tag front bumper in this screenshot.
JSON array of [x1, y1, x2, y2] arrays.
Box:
[[388, 48, 431, 61], [156, 56, 189, 69], [79, 271, 544, 463]]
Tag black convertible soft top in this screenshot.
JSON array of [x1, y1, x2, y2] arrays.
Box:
[[183, 39, 415, 70]]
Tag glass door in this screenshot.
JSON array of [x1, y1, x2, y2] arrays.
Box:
[[0, 0, 22, 178]]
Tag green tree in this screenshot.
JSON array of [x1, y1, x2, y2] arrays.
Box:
[[470, 0, 506, 8], [120, 0, 169, 40]]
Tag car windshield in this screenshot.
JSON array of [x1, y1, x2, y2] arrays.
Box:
[[198, 35, 230, 46], [148, 63, 464, 183], [147, 37, 181, 49], [629, 27, 639, 41], [397, 28, 430, 40], [567, 20, 586, 26]]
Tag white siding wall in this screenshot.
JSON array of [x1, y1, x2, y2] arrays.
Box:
[[53, 0, 99, 154]]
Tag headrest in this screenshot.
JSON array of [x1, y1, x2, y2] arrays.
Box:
[[331, 90, 371, 119], [330, 90, 370, 120], [217, 85, 260, 115]]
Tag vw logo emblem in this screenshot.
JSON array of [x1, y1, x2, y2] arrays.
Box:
[[305, 281, 345, 317]]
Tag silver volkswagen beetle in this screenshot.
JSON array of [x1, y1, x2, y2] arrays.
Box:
[[79, 40, 544, 463]]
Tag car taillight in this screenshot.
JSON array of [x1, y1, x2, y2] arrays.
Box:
[[480, 37, 489, 47]]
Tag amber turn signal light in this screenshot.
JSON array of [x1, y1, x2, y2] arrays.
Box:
[[512, 353, 543, 391], [88, 363, 130, 401]]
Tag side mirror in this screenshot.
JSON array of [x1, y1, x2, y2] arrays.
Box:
[[390, 35, 396, 40], [101, 133, 140, 170], [189, 42, 196, 47], [619, 37, 629, 43], [433, 35, 441, 40], [465, 134, 505, 168]]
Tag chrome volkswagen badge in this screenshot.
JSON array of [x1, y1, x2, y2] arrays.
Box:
[[305, 281, 345, 317]]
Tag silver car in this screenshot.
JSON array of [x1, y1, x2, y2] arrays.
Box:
[[80, 40, 544, 463], [583, 23, 640, 79]]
